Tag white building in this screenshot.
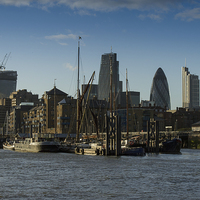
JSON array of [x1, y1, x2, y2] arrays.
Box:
[[182, 66, 199, 108]]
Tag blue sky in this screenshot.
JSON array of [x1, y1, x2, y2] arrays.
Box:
[[0, 0, 200, 110]]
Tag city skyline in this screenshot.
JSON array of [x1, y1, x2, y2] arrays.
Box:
[[0, 1, 200, 110]]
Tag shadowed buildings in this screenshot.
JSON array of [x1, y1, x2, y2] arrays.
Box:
[[150, 68, 171, 110], [98, 52, 139, 108]]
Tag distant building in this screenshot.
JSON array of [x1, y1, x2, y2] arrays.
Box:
[[0, 98, 11, 126], [191, 121, 200, 132], [22, 87, 69, 136], [120, 91, 140, 108], [9, 89, 39, 107], [82, 84, 98, 100], [150, 68, 171, 110], [141, 100, 155, 107], [0, 70, 17, 98], [98, 53, 121, 104], [42, 87, 68, 132], [22, 105, 44, 135], [56, 97, 77, 134], [9, 103, 35, 135], [116, 106, 167, 132], [171, 107, 200, 131], [182, 66, 199, 108]]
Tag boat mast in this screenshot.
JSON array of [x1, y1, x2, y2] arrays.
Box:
[[54, 79, 57, 134], [109, 47, 112, 116], [76, 36, 81, 143], [126, 69, 129, 139]]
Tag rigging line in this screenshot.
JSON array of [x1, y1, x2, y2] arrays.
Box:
[[79, 55, 86, 86], [119, 69, 126, 82], [126, 76, 137, 130], [79, 72, 95, 134], [68, 51, 78, 97], [68, 70, 75, 97], [85, 108, 89, 136], [93, 73, 98, 84]]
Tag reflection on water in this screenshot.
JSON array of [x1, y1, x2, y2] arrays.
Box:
[[1, 149, 200, 200]]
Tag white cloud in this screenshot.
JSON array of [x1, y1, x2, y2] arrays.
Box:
[[59, 42, 68, 46], [148, 14, 162, 21], [138, 14, 146, 20], [0, 0, 182, 12], [175, 7, 200, 21], [64, 63, 76, 71], [0, 0, 31, 6], [55, 0, 181, 12], [75, 9, 96, 16], [1, 0, 199, 22], [138, 13, 162, 21], [45, 33, 77, 40]]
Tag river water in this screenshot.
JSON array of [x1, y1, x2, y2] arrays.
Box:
[[0, 149, 200, 200]]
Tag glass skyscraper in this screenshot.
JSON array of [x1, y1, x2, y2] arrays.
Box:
[[0, 70, 17, 98], [98, 53, 120, 102], [150, 68, 171, 110]]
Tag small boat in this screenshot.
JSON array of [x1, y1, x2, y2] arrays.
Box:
[[59, 143, 76, 153], [3, 142, 15, 150], [159, 138, 182, 153], [14, 138, 60, 153], [121, 147, 146, 156]]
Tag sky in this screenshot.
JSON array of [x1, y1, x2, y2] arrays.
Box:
[[0, 0, 200, 110]]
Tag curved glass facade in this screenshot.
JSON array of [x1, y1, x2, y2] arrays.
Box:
[[150, 68, 171, 110]]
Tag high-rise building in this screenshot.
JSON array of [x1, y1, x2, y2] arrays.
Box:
[[182, 67, 199, 108], [150, 68, 171, 110], [82, 84, 98, 100], [98, 53, 120, 103], [0, 70, 17, 98]]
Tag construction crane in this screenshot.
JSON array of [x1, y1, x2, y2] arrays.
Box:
[[0, 52, 11, 70]]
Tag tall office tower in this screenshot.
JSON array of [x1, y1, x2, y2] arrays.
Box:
[[82, 84, 98, 100], [98, 53, 120, 103], [0, 70, 17, 98], [182, 67, 199, 108], [150, 68, 171, 110]]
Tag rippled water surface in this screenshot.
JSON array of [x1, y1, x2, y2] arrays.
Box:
[[1, 149, 200, 200]]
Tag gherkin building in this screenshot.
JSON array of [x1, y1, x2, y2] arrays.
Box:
[[150, 68, 171, 110]]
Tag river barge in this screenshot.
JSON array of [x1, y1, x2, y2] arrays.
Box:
[[14, 138, 60, 153]]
